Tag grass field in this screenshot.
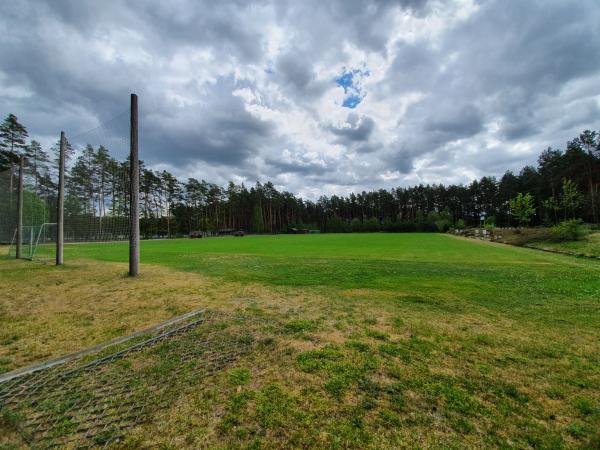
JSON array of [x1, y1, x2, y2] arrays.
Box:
[[1, 233, 599, 448]]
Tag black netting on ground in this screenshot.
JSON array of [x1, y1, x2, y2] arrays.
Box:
[[0, 310, 266, 449]]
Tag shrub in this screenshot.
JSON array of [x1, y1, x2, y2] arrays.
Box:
[[484, 215, 496, 230], [551, 219, 586, 241], [381, 218, 394, 232], [455, 219, 466, 229], [435, 218, 452, 232], [350, 217, 363, 232], [510, 192, 536, 226], [363, 217, 381, 232]]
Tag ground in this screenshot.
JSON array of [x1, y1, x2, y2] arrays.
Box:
[[1, 233, 599, 449]]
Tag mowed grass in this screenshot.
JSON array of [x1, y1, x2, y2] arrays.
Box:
[[1, 233, 600, 448], [68, 233, 599, 326]]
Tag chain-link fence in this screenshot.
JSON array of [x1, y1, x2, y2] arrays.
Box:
[[0, 309, 269, 449]]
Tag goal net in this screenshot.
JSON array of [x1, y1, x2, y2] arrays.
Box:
[[8, 223, 57, 261], [61, 110, 133, 260], [1, 157, 57, 261]]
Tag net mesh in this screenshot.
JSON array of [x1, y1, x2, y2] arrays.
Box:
[[63, 110, 132, 249], [0, 108, 138, 262], [0, 110, 137, 260], [8, 224, 56, 261], [0, 310, 269, 449], [1, 156, 57, 260], [0, 167, 18, 245]]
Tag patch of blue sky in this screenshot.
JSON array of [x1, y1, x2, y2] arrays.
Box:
[[335, 72, 355, 92], [335, 68, 368, 109], [342, 95, 363, 108]]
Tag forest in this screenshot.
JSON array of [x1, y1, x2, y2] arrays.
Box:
[[1, 113, 599, 236]]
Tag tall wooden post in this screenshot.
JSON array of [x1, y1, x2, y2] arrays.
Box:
[[16, 156, 24, 259], [129, 93, 140, 276], [9, 161, 14, 224], [56, 131, 65, 265]]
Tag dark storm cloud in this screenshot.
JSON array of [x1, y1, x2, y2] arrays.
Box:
[[142, 77, 274, 166], [557, 99, 600, 132], [452, 1, 600, 93], [423, 104, 484, 139], [274, 49, 330, 101], [379, 0, 600, 178], [0, 0, 275, 168], [276, 52, 313, 90], [329, 114, 375, 143], [264, 157, 329, 176], [0, 2, 144, 137], [273, 0, 430, 55], [381, 41, 438, 95], [383, 100, 485, 173], [47, 0, 265, 62], [440, 0, 600, 141]]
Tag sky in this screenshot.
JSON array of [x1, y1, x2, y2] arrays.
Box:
[[1, 0, 600, 199]]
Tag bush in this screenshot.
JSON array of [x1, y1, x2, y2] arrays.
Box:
[[551, 219, 586, 241], [435, 219, 452, 232], [455, 219, 466, 230], [363, 217, 381, 232], [381, 218, 394, 232], [350, 218, 363, 232]]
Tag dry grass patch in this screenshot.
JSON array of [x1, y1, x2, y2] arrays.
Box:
[[0, 258, 325, 372]]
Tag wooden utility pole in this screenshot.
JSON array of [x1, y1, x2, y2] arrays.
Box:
[[16, 156, 24, 259], [129, 93, 140, 276], [56, 131, 65, 265]]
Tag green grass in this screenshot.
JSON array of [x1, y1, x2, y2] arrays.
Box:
[[3, 233, 600, 448], [528, 231, 600, 258], [65, 233, 600, 326]]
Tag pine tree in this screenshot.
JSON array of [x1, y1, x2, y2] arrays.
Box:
[[252, 204, 264, 233], [0, 113, 29, 170], [50, 136, 75, 174], [28, 140, 51, 195]]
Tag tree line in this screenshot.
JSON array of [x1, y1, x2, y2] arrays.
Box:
[[1, 113, 599, 237]]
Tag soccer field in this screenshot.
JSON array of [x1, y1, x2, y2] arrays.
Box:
[[1, 233, 599, 448]]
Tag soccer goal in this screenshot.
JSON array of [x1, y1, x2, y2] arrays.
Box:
[[8, 223, 57, 261]]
